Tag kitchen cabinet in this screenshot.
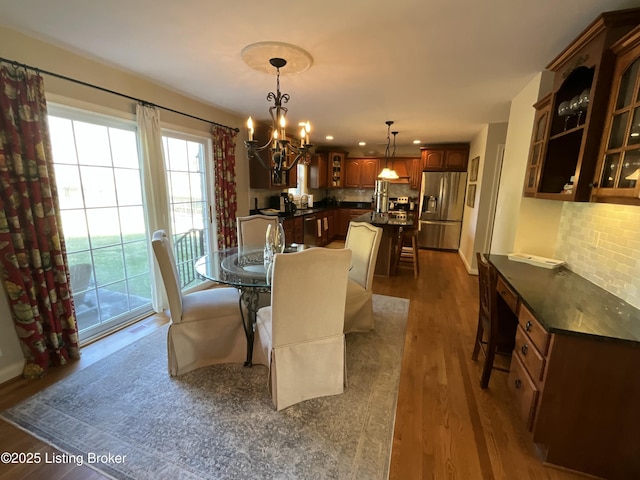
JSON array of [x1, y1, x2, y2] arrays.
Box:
[[327, 151, 347, 188], [281, 216, 303, 244], [344, 158, 378, 188], [308, 152, 328, 189], [420, 144, 469, 171], [592, 25, 640, 204], [337, 208, 371, 238], [409, 158, 422, 190], [522, 9, 640, 202]]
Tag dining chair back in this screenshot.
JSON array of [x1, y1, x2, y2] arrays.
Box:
[[152, 230, 245, 376], [471, 252, 515, 388], [236, 214, 281, 249], [343, 221, 382, 333], [254, 247, 352, 410]]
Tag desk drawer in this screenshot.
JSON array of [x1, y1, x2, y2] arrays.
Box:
[[496, 276, 518, 314], [518, 305, 550, 355], [514, 325, 545, 384], [508, 354, 539, 431]]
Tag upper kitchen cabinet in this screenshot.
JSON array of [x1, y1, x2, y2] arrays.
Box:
[[523, 8, 640, 202], [344, 158, 378, 188], [420, 144, 469, 171], [592, 25, 640, 204], [248, 123, 298, 189], [308, 152, 328, 189], [327, 151, 347, 188]]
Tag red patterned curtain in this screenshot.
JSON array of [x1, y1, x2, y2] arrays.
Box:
[[0, 65, 80, 378], [212, 125, 238, 249]]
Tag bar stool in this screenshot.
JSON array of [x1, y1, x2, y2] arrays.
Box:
[[393, 225, 419, 278]]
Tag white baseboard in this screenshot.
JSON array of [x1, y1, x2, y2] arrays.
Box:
[[0, 361, 23, 385], [459, 250, 478, 275]]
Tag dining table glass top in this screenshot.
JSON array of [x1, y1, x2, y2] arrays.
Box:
[[195, 244, 305, 288]]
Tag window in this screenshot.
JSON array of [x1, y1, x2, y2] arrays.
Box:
[[48, 108, 152, 342]]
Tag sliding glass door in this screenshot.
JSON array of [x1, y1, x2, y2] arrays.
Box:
[[48, 108, 152, 342]]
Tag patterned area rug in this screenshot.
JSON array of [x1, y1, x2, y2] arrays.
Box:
[[2, 294, 409, 480]]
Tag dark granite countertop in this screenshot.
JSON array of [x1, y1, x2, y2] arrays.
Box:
[[250, 201, 374, 219], [488, 254, 640, 346], [353, 212, 414, 227]]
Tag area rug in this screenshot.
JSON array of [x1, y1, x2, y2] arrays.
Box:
[[2, 294, 409, 480]]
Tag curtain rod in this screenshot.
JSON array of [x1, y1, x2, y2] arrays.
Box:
[[0, 56, 240, 132]]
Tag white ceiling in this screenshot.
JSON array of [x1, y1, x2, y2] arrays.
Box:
[[1, 0, 639, 155]]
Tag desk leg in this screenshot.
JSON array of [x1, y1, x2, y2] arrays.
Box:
[[239, 288, 261, 367]]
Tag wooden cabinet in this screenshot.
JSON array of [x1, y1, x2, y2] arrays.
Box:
[[344, 158, 379, 188], [308, 153, 328, 189], [420, 144, 469, 171], [337, 208, 371, 238], [281, 216, 303, 244], [592, 26, 640, 204], [327, 151, 347, 188], [523, 9, 640, 202], [409, 158, 422, 190]]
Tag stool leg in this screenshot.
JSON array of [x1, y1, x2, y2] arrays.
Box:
[[411, 234, 419, 278]]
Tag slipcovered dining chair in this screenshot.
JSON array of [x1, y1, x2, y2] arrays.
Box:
[[472, 252, 516, 388], [343, 221, 382, 333], [254, 247, 352, 411], [236, 214, 281, 249], [152, 230, 246, 376]]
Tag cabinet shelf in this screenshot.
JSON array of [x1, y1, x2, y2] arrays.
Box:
[[548, 124, 584, 141]]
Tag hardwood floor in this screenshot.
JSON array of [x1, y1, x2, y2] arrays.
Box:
[[0, 250, 592, 479]]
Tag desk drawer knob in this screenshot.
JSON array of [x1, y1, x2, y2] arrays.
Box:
[[525, 321, 533, 332], [515, 379, 522, 389], [521, 344, 528, 355]]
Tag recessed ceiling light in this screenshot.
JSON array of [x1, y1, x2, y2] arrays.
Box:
[[631, 133, 640, 137], [326, 135, 334, 140], [358, 141, 366, 146], [413, 140, 421, 144]]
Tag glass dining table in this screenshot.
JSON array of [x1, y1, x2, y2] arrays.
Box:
[[195, 244, 305, 366]]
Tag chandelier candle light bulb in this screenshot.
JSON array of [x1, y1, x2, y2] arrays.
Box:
[[247, 116, 254, 141]]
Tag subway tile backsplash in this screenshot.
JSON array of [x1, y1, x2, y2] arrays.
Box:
[[555, 203, 640, 309]]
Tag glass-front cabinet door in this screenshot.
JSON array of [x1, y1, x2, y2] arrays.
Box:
[[524, 95, 551, 196], [593, 38, 640, 203]]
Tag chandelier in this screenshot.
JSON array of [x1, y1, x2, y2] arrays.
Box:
[[378, 120, 399, 180], [245, 57, 313, 184]]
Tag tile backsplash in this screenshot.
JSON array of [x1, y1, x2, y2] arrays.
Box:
[[555, 203, 640, 309]]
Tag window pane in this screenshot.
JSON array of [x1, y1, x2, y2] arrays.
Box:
[[55, 165, 84, 209], [110, 128, 138, 168], [93, 245, 125, 286], [74, 121, 113, 166], [629, 107, 640, 145], [600, 153, 620, 188], [166, 137, 189, 171], [49, 117, 78, 165], [114, 168, 143, 206], [86, 207, 121, 248], [120, 206, 146, 242], [61, 209, 90, 252], [617, 58, 640, 110], [620, 149, 640, 188], [81, 166, 117, 207], [608, 112, 629, 150]]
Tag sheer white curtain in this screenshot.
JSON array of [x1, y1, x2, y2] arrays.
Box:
[[137, 104, 170, 312]]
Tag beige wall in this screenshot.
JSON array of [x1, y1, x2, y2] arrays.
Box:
[[491, 71, 559, 254], [460, 123, 508, 273], [0, 26, 250, 382]]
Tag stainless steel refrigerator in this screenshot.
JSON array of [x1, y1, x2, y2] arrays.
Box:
[[417, 171, 467, 249]]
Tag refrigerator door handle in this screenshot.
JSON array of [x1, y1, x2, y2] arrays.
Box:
[[438, 176, 446, 218]]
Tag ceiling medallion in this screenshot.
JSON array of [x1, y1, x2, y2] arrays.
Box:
[[241, 41, 313, 75]]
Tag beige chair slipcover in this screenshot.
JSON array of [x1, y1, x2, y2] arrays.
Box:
[[152, 230, 245, 376], [254, 247, 352, 411], [236, 214, 281, 249], [343, 221, 382, 333]]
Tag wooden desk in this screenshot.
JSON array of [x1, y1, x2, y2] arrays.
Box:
[[488, 255, 640, 480]]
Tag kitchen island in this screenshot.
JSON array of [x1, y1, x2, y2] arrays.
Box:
[[353, 212, 414, 276]]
